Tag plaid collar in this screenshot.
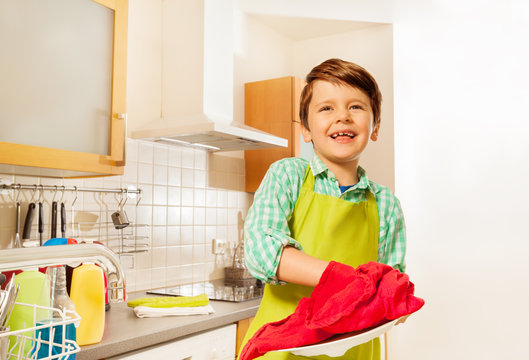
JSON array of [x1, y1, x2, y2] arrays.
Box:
[[309, 155, 373, 191]]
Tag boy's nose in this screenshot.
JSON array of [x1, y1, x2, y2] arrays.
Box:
[[336, 108, 352, 123]]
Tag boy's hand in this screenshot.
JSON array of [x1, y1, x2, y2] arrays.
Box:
[[305, 261, 425, 334], [395, 314, 410, 325]]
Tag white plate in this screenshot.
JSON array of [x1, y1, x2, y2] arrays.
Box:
[[274, 316, 404, 358]]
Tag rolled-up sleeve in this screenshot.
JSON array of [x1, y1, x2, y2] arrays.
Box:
[[244, 162, 302, 285], [381, 196, 407, 273]]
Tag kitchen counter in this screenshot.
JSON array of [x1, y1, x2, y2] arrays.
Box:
[[78, 291, 261, 360]]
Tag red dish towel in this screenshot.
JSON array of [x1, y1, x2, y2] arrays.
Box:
[[239, 261, 424, 360], [238, 297, 334, 360], [306, 261, 425, 333]]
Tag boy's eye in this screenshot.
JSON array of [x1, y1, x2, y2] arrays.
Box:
[[350, 105, 363, 110], [320, 106, 332, 112]]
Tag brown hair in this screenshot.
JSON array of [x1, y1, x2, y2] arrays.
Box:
[[299, 58, 382, 130]]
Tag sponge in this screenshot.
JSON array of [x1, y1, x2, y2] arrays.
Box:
[[127, 294, 209, 308]]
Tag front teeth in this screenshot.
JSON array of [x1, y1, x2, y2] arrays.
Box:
[[331, 132, 354, 139]]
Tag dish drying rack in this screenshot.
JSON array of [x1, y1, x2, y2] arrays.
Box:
[[0, 302, 80, 360]]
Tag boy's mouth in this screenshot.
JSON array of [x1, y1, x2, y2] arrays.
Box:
[[330, 131, 355, 140]]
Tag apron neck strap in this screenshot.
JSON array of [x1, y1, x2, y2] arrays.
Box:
[[302, 165, 315, 191]]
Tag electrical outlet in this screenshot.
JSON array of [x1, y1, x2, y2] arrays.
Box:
[[212, 239, 227, 255]]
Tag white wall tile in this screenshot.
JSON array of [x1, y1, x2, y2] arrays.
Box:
[[138, 163, 153, 184], [151, 247, 167, 267], [167, 186, 180, 206], [152, 226, 167, 247], [217, 190, 228, 207], [178, 265, 193, 284], [205, 208, 217, 226], [150, 267, 166, 289], [227, 191, 238, 208], [153, 185, 167, 206], [136, 205, 152, 225], [135, 251, 152, 269], [167, 226, 180, 246], [166, 266, 179, 285], [168, 147, 181, 167], [205, 226, 216, 244], [193, 226, 205, 245], [181, 168, 194, 187], [123, 161, 138, 183], [216, 208, 228, 225], [138, 184, 153, 206], [166, 246, 180, 267], [193, 207, 205, 226], [153, 145, 168, 165], [167, 167, 181, 187], [194, 150, 207, 170], [193, 189, 205, 207], [152, 206, 167, 226], [206, 189, 217, 207], [180, 226, 193, 246], [194, 169, 206, 188], [192, 244, 205, 263], [181, 206, 193, 226], [181, 148, 194, 168], [181, 188, 193, 207], [192, 263, 205, 282], [167, 206, 181, 226], [180, 245, 193, 265], [138, 142, 154, 163], [126, 138, 139, 162], [135, 269, 151, 291], [153, 165, 168, 185]]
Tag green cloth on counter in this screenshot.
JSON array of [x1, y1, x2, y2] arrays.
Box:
[[127, 294, 209, 308]]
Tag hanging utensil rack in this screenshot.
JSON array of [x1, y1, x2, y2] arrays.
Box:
[[0, 183, 142, 197], [0, 183, 148, 256]]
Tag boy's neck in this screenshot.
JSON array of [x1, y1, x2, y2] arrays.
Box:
[[319, 157, 360, 186]]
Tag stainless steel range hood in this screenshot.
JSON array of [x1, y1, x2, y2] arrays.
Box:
[[131, 115, 288, 152], [130, 1, 288, 152]]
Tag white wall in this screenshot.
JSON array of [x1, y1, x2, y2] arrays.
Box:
[[232, 10, 294, 125], [390, 0, 529, 359]]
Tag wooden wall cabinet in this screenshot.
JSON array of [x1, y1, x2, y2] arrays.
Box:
[[0, 0, 128, 178], [244, 76, 304, 192]]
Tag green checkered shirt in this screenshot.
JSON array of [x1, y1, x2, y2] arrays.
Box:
[[244, 156, 406, 285]]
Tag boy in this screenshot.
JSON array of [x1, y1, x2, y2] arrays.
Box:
[[241, 58, 406, 359]]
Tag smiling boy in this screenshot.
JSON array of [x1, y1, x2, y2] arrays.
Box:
[[241, 58, 406, 359]]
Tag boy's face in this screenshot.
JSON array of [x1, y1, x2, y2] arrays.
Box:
[[301, 80, 379, 169]]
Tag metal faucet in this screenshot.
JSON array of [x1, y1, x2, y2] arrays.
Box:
[[0, 243, 126, 302]]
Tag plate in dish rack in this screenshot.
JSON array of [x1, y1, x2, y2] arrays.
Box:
[[274, 316, 405, 357]]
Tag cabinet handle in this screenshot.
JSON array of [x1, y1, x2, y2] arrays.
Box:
[[114, 112, 127, 165]]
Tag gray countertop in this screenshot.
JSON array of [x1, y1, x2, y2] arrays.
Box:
[[78, 291, 261, 360]]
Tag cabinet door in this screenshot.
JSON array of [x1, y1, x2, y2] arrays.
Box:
[[0, 0, 128, 178], [244, 76, 303, 192], [108, 324, 237, 360]]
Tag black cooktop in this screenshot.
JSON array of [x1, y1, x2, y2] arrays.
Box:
[[146, 278, 264, 302]]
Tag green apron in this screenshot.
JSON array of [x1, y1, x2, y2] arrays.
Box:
[[239, 165, 380, 360]]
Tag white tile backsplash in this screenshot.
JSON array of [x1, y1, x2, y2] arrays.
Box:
[[0, 139, 251, 292]]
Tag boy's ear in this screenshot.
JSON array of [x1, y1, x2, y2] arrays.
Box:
[[301, 124, 313, 143], [370, 124, 380, 141]]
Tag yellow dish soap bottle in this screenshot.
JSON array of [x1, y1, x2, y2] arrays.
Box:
[[69, 263, 105, 345]]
